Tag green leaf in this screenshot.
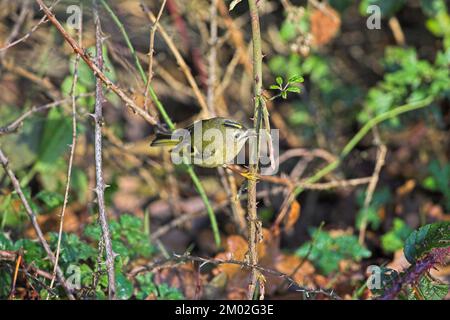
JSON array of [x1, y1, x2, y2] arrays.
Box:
[[0, 233, 13, 250], [136, 272, 158, 299], [135, 272, 184, 300], [35, 190, 64, 210], [35, 108, 72, 170], [0, 270, 12, 298], [71, 168, 88, 203], [288, 75, 304, 83], [296, 228, 371, 275], [286, 86, 301, 93], [403, 222, 450, 264], [115, 272, 133, 300], [14, 239, 48, 269], [408, 274, 449, 300], [84, 224, 102, 241], [276, 76, 283, 86], [49, 233, 96, 264], [355, 206, 381, 230], [269, 85, 280, 90], [157, 283, 184, 300], [420, 0, 447, 17], [280, 20, 297, 42], [381, 218, 413, 253]]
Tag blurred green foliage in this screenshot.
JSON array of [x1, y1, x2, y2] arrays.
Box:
[[355, 187, 392, 232], [422, 160, 450, 211], [381, 218, 413, 253], [0, 214, 184, 300], [296, 228, 371, 275]]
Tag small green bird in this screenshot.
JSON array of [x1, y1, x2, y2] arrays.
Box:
[[150, 117, 253, 168]]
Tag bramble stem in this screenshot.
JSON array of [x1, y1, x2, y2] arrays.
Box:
[[247, 0, 264, 300]]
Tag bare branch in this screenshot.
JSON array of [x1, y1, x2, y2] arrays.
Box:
[[93, 0, 116, 300]]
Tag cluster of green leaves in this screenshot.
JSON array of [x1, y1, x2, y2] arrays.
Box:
[[422, 160, 450, 211], [295, 228, 371, 275], [370, 222, 450, 300], [269, 75, 304, 99], [358, 46, 450, 125], [269, 53, 360, 131], [135, 272, 184, 300], [0, 214, 183, 300]]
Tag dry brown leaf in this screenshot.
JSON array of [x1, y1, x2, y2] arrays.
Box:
[[396, 179, 416, 197], [310, 4, 341, 46], [284, 200, 301, 231]]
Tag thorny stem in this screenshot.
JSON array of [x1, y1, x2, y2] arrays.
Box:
[[129, 253, 341, 300], [103, 0, 221, 246], [247, 0, 264, 300], [93, 1, 116, 299]]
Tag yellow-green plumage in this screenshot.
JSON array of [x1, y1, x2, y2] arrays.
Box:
[[150, 117, 251, 168]]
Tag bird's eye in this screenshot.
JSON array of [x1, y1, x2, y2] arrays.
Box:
[[234, 132, 241, 139]]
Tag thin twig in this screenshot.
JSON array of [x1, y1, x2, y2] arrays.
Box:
[[35, 0, 158, 125], [48, 9, 83, 296], [93, 1, 116, 300], [141, 3, 210, 117], [0, 0, 30, 61], [144, 0, 167, 112], [0, 148, 75, 299], [359, 128, 387, 244], [207, 0, 218, 115], [388, 16, 406, 46], [0, 1, 60, 52], [0, 94, 92, 136]]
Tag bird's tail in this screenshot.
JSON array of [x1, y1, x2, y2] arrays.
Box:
[[150, 132, 180, 147]]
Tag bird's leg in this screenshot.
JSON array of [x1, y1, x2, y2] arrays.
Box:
[[224, 164, 259, 181]]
